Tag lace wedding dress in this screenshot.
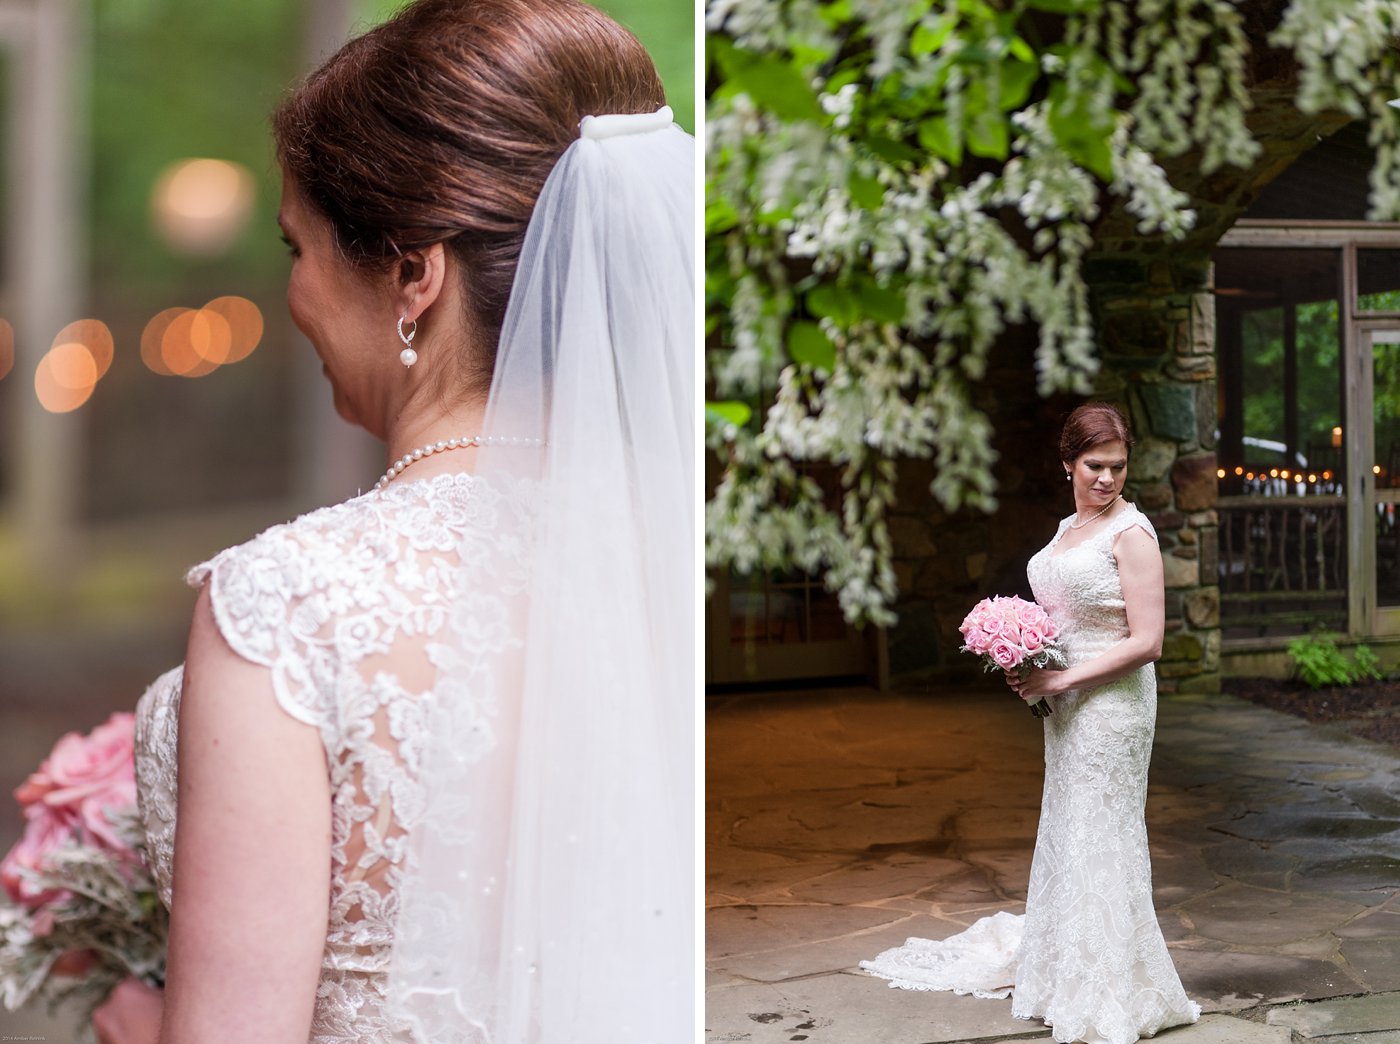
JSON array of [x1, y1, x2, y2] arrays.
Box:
[[133, 473, 525, 1043], [862, 503, 1200, 1044]]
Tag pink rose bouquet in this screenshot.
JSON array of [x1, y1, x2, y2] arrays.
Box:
[[0, 712, 167, 1021], [959, 595, 1067, 717]]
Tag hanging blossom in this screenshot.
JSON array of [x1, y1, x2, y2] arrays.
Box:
[[707, 0, 1400, 625], [1271, 0, 1400, 220]]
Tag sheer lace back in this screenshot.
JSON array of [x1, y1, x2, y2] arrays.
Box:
[[134, 473, 528, 1042]]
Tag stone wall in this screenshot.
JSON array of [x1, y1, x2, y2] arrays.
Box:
[[1088, 257, 1221, 695]]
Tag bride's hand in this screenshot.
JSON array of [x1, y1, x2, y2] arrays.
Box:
[[1006, 665, 1066, 701], [92, 977, 163, 1044]]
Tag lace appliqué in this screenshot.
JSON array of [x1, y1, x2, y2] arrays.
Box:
[[133, 473, 528, 1043], [862, 503, 1200, 1044]]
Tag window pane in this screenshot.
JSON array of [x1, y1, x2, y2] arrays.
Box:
[[1214, 247, 1347, 638], [1358, 248, 1400, 312]]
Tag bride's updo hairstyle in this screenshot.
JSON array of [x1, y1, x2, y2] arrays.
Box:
[[272, 0, 666, 397], [1059, 402, 1134, 464]]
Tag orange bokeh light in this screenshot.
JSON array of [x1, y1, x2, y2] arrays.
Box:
[[0, 319, 13, 381], [35, 343, 98, 412], [141, 298, 263, 378], [184, 308, 234, 365], [53, 319, 114, 379], [203, 296, 263, 363], [142, 308, 188, 376], [161, 309, 224, 377]]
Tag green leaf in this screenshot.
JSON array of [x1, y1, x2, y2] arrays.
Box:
[[998, 59, 1040, 111], [918, 115, 963, 163], [865, 135, 921, 165], [1025, 0, 1094, 11], [959, 43, 997, 64], [706, 197, 740, 236], [910, 13, 956, 57], [1008, 36, 1036, 63], [853, 279, 906, 323], [966, 110, 1009, 160], [1047, 80, 1116, 180], [706, 401, 753, 429], [711, 39, 824, 122], [806, 284, 861, 326], [1069, 135, 1114, 181], [787, 321, 837, 370], [819, 0, 854, 27], [848, 171, 884, 210]]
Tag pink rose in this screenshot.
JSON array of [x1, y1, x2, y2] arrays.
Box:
[[988, 641, 1021, 671], [959, 602, 990, 635], [0, 811, 74, 907], [13, 713, 137, 862], [1021, 625, 1045, 653]]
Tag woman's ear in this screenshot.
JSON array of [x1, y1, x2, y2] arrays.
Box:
[[395, 242, 447, 325]]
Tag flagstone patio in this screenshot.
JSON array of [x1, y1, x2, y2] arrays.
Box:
[[707, 685, 1400, 1043]]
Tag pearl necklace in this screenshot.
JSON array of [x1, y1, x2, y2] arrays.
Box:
[[372, 434, 545, 492], [1069, 494, 1121, 530]]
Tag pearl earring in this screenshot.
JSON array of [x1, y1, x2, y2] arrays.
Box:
[[398, 315, 418, 368], [1065, 472, 1071, 481]]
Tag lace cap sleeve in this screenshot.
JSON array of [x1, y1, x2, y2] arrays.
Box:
[[1109, 502, 1158, 545], [185, 524, 329, 729]]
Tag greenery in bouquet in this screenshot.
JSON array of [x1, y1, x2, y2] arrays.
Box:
[[0, 712, 167, 1025]]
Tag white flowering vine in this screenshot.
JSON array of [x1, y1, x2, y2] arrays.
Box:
[[707, 0, 1400, 626]]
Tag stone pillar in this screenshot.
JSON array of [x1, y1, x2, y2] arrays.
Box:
[[1090, 257, 1221, 695]]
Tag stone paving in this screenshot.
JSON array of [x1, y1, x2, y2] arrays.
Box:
[[707, 686, 1400, 1043]]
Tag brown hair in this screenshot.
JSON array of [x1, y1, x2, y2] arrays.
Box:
[[272, 0, 665, 394], [1059, 402, 1134, 463]]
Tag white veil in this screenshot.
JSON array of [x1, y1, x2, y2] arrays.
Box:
[[386, 108, 694, 1042]]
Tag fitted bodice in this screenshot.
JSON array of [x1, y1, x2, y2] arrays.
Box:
[[133, 473, 529, 1042], [1026, 502, 1155, 669]]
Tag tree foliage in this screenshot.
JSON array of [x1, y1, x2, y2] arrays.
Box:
[[705, 0, 1400, 624]]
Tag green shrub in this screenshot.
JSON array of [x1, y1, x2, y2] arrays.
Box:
[[1286, 634, 1386, 689], [1352, 643, 1385, 684]]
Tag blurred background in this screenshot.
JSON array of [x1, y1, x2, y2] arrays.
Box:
[[0, 0, 693, 1036]]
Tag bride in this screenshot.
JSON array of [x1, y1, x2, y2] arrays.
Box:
[[90, 1, 693, 1041], [862, 404, 1199, 1044]]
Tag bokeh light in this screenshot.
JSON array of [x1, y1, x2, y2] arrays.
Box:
[[141, 307, 189, 376], [141, 298, 263, 378], [0, 319, 13, 381], [151, 158, 256, 257], [53, 318, 115, 379], [161, 309, 221, 377], [204, 296, 263, 362], [35, 342, 99, 413]]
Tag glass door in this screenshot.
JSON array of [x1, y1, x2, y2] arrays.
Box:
[[1354, 326, 1400, 635]]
